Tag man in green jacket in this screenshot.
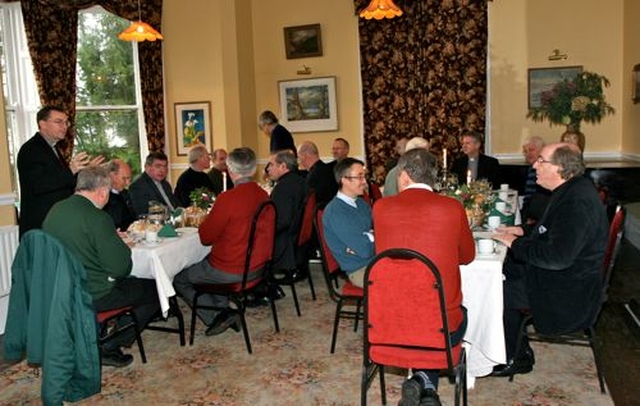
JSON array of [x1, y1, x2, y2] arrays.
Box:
[[43, 165, 160, 367]]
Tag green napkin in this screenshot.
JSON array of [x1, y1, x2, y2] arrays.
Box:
[[489, 207, 515, 226], [158, 224, 178, 238]]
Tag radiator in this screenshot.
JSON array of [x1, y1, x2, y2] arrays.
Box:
[[0, 225, 19, 334]]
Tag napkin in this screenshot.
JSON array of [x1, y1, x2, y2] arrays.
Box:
[[158, 224, 178, 238], [489, 207, 515, 226]]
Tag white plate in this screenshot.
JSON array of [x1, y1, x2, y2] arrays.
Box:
[[475, 250, 498, 259], [141, 238, 164, 247]]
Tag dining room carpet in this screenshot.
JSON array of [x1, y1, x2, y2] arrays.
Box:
[[0, 263, 617, 406]]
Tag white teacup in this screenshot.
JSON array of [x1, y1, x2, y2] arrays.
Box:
[[495, 201, 507, 213], [477, 238, 496, 255], [500, 184, 509, 191], [487, 216, 501, 230], [145, 229, 159, 243]]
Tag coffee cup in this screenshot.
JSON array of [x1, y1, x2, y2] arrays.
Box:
[[487, 216, 501, 230], [498, 191, 509, 202], [145, 229, 159, 243], [495, 201, 507, 213], [500, 184, 509, 191], [477, 238, 496, 255]]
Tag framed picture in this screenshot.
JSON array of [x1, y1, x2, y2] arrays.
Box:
[[283, 24, 323, 59], [278, 76, 338, 133], [528, 66, 583, 109], [633, 64, 640, 104], [174, 102, 212, 156]]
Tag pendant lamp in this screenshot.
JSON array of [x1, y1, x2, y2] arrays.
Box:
[[118, 0, 164, 42], [359, 0, 403, 20]]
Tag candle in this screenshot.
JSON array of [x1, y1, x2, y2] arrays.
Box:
[[222, 172, 227, 192], [443, 148, 447, 168], [466, 169, 472, 185]]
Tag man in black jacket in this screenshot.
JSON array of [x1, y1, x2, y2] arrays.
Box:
[[451, 131, 501, 188], [297, 141, 338, 206], [491, 143, 608, 377], [129, 151, 181, 216], [103, 159, 135, 231]]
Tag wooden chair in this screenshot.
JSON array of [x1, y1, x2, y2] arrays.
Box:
[[361, 248, 467, 406], [188, 200, 279, 353], [314, 204, 364, 353], [96, 306, 147, 364]]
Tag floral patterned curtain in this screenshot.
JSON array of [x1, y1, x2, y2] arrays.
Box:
[[19, 0, 165, 160], [354, 0, 488, 184]]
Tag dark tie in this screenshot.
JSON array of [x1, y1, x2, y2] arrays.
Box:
[[54, 145, 68, 167]]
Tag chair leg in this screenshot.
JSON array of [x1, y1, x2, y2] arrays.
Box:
[[354, 299, 362, 332], [379, 365, 386, 405], [587, 327, 607, 394], [269, 295, 280, 333], [307, 269, 317, 300], [128, 311, 147, 363], [360, 360, 376, 406], [237, 309, 252, 354], [290, 282, 302, 317], [169, 296, 186, 346], [331, 300, 343, 353], [189, 294, 199, 346]]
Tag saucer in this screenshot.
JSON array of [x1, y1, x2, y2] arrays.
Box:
[[475, 250, 497, 259], [142, 238, 164, 247]]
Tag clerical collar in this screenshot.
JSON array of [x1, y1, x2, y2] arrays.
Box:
[[336, 191, 358, 208]]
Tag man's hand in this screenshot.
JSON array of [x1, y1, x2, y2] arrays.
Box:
[[491, 226, 523, 248], [69, 152, 105, 174]]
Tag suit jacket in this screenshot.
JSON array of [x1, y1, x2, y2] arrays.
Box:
[[270, 171, 309, 270], [17, 132, 76, 237], [103, 190, 136, 231], [306, 159, 338, 206], [128, 172, 181, 216], [508, 176, 608, 335], [206, 167, 234, 195], [451, 153, 502, 189], [174, 167, 216, 207], [270, 124, 296, 154], [372, 187, 475, 330]]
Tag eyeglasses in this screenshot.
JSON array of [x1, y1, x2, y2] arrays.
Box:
[[48, 118, 70, 126], [536, 156, 553, 164], [343, 174, 366, 181]]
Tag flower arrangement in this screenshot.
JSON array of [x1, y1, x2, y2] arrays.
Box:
[[442, 180, 495, 227], [189, 187, 215, 210], [527, 71, 615, 131]]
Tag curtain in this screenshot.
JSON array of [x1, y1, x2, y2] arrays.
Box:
[[354, 0, 488, 184], [19, 0, 165, 160]]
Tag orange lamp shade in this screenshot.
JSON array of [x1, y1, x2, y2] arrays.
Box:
[[359, 0, 403, 20], [118, 21, 164, 42]]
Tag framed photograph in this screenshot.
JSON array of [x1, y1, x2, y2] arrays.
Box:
[[174, 102, 212, 156], [278, 76, 338, 133], [528, 66, 583, 109], [633, 64, 640, 104], [283, 24, 323, 59]]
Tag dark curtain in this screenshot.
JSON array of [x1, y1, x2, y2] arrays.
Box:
[[19, 0, 165, 160], [354, 0, 488, 184]]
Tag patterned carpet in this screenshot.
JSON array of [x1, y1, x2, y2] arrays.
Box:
[[0, 264, 614, 406]]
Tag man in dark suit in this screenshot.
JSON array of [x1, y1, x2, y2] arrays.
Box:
[[128, 151, 181, 217], [297, 141, 338, 206], [207, 148, 234, 195], [103, 159, 135, 231], [451, 131, 502, 188], [258, 110, 296, 155], [267, 150, 309, 271], [17, 105, 102, 238], [491, 143, 608, 377], [174, 144, 216, 206]]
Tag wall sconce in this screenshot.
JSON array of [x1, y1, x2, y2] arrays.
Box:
[[548, 49, 568, 61], [297, 65, 312, 75]]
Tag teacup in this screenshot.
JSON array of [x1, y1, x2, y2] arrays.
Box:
[[495, 201, 507, 213], [487, 216, 501, 230], [145, 229, 159, 243], [477, 238, 496, 255], [500, 184, 509, 191]]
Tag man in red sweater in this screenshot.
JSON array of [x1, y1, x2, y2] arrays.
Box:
[[373, 148, 475, 406], [173, 147, 271, 336]]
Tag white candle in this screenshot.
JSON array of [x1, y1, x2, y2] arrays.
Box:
[[466, 169, 472, 185], [222, 172, 227, 192], [443, 148, 447, 168]]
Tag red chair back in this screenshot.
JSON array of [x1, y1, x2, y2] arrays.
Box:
[[296, 190, 317, 247], [314, 207, 341, 276], [601, 205, 624, 301], [243, 200, 277, 287]]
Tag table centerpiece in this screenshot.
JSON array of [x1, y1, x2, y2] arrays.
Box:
[[441, 179, 495, 228]]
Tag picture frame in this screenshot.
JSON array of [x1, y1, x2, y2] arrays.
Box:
[[528, 66, 583, 109], [633, 64, 640, 104], [174, 102, 212, 156], [278, 76, 338, 133], [283, 24, 323, 59]]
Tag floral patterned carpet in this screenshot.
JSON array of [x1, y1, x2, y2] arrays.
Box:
[[0, 264, 614, 406]]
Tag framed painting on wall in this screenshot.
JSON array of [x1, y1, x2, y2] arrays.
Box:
[[283, 24, 323, 59], [278, 76, 338, 133], [528, 66, 583, 109], [174, 102, 212, 156]]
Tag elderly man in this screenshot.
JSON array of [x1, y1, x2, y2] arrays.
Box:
[[374, 148, 475, 406], [267, 150, 309, 271], [207, 148, 234, 195], [383, 136, 429, 197], [17, 105, 102, 237], [521, 136, 550, 224], [43, 166, 160, 367], [451, 131, 501, 188], [174, 145, 216, 206], [103, 159, 135, 231], [298, 141, 338, 205], [259, 110, 296, 154], [322, 157, 374, 288], [491, 143, 608, 377], [129, 151, 181, 216], [174, 147, 271, 336]]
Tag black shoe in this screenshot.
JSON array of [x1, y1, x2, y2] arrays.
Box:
[[101, 347, 133, 368], [419, 389, 441, 406], [205, 312, 240, 336], [398, 378, 423, 406], [268, 284, 286, 301], [491, 348, 535, 377]]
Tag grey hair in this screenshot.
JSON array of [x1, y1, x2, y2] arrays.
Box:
[[227, 147, 257, 177], [189, 144, 209, 164], [259, 110, 278, 126], [273, 150, 298, 172], [522, 135, 545, 149], [397, 148, 438, 186], [461, 131, 483, 145], [551, 145, 585, 180], [75, 165, 111, 192], [298, 141, 319, 156], [404, 136, 430, 152]]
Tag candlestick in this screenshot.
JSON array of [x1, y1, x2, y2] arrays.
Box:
[[443, 148, 447, 168], [466, 169, 472, 185], [223, 172, 227, 192]]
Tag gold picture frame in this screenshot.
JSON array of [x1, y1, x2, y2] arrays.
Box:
[[283, 24, 323, 60]]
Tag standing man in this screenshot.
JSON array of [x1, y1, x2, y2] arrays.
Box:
[[207, 148, 234, 195], [521, 136, 550, 224], [129, 151, 181, 216], [322, 157, 374, 288], [373, 148, 475, 406], [491, 143, 608, 377], [267, 150, 309, 271], [297, 141, 338, 206], [259, 110, 296, 155], [173, 148, 273, 336], [103, 159, 135, 231], [451, 131, 501, 188], [328, 137, 351, 175], [174, 144, 216, 207], [43, 166, 160, 367], [17, 105, 102, 237]]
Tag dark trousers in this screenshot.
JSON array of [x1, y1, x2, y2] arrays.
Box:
[[93, 277, 160, 348], [503, 273, 531, 360]]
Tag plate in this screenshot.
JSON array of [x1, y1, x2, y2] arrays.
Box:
[[475, 250, 498, 259], [141, 238, 164, 247]]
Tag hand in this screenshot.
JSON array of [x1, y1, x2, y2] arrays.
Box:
[[491, 230, 519, 248], [495, 225, 524, 237], [69, 152, 105, 174]]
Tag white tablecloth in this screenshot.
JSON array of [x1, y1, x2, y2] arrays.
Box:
[[130, 227, 209, 316], [460, 232, 507, 388]]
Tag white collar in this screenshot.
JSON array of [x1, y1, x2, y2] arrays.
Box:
[[336, 191, 358, 208], [404, 183, 433, 192]]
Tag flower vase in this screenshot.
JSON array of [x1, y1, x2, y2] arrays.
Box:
[[184, 206, 207, 227], [560, 125, 585, 152], [465, 204, 486, 228]]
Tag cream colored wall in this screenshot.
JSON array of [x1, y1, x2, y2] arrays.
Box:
[[622, 0, 640, 155], [0, 85, 17, 226], [489, 0, 626, 156]]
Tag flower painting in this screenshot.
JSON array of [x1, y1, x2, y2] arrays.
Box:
[[174, 102, 212, 155]]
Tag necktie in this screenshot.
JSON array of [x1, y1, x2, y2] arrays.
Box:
[[154, 181, 175, 211]]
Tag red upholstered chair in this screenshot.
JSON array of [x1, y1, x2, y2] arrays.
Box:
[[97, 306, 147, 364], [510, 205, 626, 393], [314, 204, 364, 354], [362, 183, 383, 207], [188, 200, 279, 353], [361, 249, 467, 406]]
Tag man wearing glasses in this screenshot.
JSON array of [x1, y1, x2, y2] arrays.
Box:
[[322, 157, 374, 288], [17, 105, 102, 238], [491, 142, 608, 378]]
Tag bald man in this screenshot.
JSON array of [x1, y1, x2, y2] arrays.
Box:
[[103, 159, 135, 231]]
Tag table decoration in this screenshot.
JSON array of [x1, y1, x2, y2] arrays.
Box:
[[184, 187, 214, 227], [442, 179, 495, 228]]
